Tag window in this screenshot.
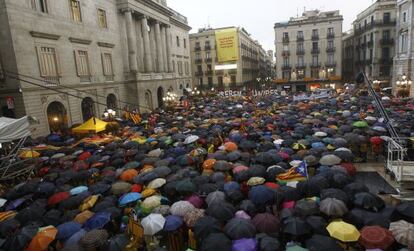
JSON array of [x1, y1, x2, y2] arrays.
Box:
[[199, 78, 203, 86], [197, 65, 202, 72], [297, 56, 304, 66], [31, 0, 48, 13], [312, 55, 318, 65], [231, 75, 236, 84], [311, 68, 319, 78], [369, 49, 373, 60], [327, 54, 334, 64], [382, 47, 390, 59], [206, 51, 211, 59], [282, 71, 290, 80], [172, 60, 175, 72], [297, 43, 304, 51], [383, 30, 390, 40], [178, 61, 183, 75], [370, 33, 373, 42], [327, 27, 334, 35], [36, 46, 60, 83], [195, 42, 200, 49], [185, 62, 189, 75], [297, 31, 303, 39], [184, 39, 187, 48], [400, 32, 408, 53], [297, 70, 305, 79], [101, 53, 114, 81], [208, 77, 213, 88], [283, 32, 289, 38], [383, 12, 390, 23], [364, 19, 367, 27], [403, 12, 407, 23], [283, 44, 289, 51], [283, 57, 289, 67], [312, 29, 318, 36], [74, 50, 91, 82], [218, 76, 223, 86], [312, 42, 318, 50], [327, 40, 334, 49], [98, 9, 107, 28], [207, 64, 212, 71], [195, 53, 201, 60], [70, 0, 82, 22], [176, 36, 180, 47], [371, 16, 374, 24]]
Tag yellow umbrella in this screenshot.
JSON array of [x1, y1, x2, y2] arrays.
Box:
[[141, 188, 157, 198], [19, 150, 40, 159], [142, 195, 162, 210], [79, 195, 100, 211], [247, 177, 265, 186], [327, 220, 360, 242]]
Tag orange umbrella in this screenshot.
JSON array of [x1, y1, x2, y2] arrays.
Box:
[[224, 142, 238, 152], [202, 159, 216, 170], [74, 210, 95, 225], [120, 169, 138, 182], [19, 150, 40, 159], [27, 226, 57, 251]]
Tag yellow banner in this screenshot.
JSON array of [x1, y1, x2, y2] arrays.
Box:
[[215, 28, 239, 63]]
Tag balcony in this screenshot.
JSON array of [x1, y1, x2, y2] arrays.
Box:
[[380, 58, 393, 65], [195, 71, 203, 76], [311, 34, 319, 40], [311, 48, 320, 54], [296, 64, 306, 69], [325, 62, 337, 67], [367, 41, 373, 47], [310, 63, 321, 68], [376, 19, 397, 26], [281, 51, 290, 57], [195, 46, 201, 51], [296, 49, 305, 55], [327, 33, 335, 39], [205, 58, 212, 63], [296, 36, 304, 42], [282, 37, 290, 43], [104, 75, 114, 82], [326, 47, 336, 53], [380, 38, 394, 46], [43, 76, 61, 86], [282, 65, 291, 70], [228, 69, 237, 74], [205, 70, 214, 76], [195, 59, 202, 64], [205, 45, 211, 51]]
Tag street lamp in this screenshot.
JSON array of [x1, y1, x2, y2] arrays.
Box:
[[396, 74, 412, 97]]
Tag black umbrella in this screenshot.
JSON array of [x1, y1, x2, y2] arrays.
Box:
[[260, 236, 280, 251], [206, 202, 236, 223], [354, 192, 385, 212], [3, 223, 38, 251], [238, 200, 257, 217], [278, 186, 302, 202], [43, 209, 62, 226], [396, 201, 414, 222], [306, 234, 342, 251], [320, 188, 350, 205], [0, 218, 20, 238], [343, 182, 369, 197], [330, 173, 353, 188], [283, 216, 311, 236], [194, 216, 222, 242], [201, 233, 232, 251], [306, 216, 329, 235], [224, 218, 256, 240], [296, 179, 326, 197], [294, 200, 319, 217], [15, 205, 46, 225], [108, 234, 129, 251], [344, 208, 390, 229]]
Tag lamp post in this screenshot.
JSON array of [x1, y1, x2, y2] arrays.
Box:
[[103, 108, 116, 120], [396, 74, 412, 97]]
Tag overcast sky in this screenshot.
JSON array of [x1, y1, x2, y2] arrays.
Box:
[[168, 0, 375, 51]]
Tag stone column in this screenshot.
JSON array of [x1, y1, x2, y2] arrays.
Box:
[[125, 10, 138, 72], [161, 25, 168, 73], [140, 16, 153, 73], [154, 21, 165, 72], [165, 25, 173, 72], [135, 18, 145, 72]]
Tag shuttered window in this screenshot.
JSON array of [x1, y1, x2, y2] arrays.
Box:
[[70, 0, 82, 22], [98, 9, 107, 28], [101, 52, 114, 81], [74, 50, 91, 82], [36, 46, 61, 85]]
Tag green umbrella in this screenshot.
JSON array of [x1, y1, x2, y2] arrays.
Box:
[[286, 245, 309, 251], [352, 121, 368, 128]]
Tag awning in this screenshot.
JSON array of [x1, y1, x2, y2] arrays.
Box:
[[0, 116, 31, 143], [72, 117, 107, 133]]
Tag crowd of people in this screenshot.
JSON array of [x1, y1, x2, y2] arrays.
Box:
[[1, 89, 414, 251]]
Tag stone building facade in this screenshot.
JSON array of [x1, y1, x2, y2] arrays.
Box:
[[0, 0, 191, 137], [274, 10, 343, 92], [189, 27, 267, 90], [393, 0, 414, 96], [351, 0, 397, 87]]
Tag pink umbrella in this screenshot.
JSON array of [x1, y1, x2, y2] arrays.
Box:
[[235, 210, 251, 220], [283, 201, 296, 209], [233, 165, 249, 174], [186, 195, 204, 208]]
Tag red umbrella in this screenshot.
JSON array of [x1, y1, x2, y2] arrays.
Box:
[[359, 225, 394, 250], [48, 191, 70, 206], [340, 163, 357, 176], [264, 182, 280, 190], [78, 151, 91, 161], [252, 213, 280, 234], [73, 160, 89, 171], [370, 137, 383, 145]]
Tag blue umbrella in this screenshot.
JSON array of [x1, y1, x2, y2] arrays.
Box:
[[223, 182, 240, 192], [70, 186, 88, 196], [163, 215, 183, 232], [84, 211, 111, 230], [311, 142, 326, 149], [119, 192, 142, 206], [47, 133, 62, 142], [56, 221, 82, 240], [248, 185, 274, 206], [64, 229, 87, 247]]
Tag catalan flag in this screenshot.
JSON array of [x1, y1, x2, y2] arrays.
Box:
[[277, 161, 308, 182]]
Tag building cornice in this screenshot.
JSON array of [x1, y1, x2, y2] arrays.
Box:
[[274, 16, 343, 29], [69, 37, 92, 45], [97, 42, 116, 48], [29, 31, 60, 40], [170, 17, 191, 31]]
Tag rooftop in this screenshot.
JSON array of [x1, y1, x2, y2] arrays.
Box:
[[274, 10, 343, 28]]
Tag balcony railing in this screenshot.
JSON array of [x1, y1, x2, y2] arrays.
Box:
[[296, 36, 304, 42], [282, 65, 291, 70], [380, 38, 394, 46], [195, 59, 202, 64], [43, 76, 60, 86], [282, 37, 290, 43], [296, 64, 306, 69], [195, 71, 203, 76], [205, 70, 213, 76], [296, 49, 305, 55], [228, 69, 237, 74], [311, 48, 320, 54], [311, 34, 319, 40], [310, 63, 321, 68], [281, 51, 290, 57], [195, 46, 201, 51], [380, 58, 393, 65], [326, 47, 336, 53], [204, 45, 211, 51], [325, 62, 337, 67], [327, 33, 335, 39], [205, 58, 212, 63]]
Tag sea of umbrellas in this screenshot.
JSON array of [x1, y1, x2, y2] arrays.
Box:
[[2, 92, 414, 251]]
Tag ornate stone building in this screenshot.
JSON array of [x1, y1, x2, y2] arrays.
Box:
[[0, 0, 191, 137]]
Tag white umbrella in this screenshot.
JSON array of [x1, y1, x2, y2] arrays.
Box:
[[141, 213, 166, 235], [170, 201, 195, 217], [390, 220, 414, 247], [148, 148, 162, 158], [0, 198, 7, 208], [51, 153, 65, 159], [314, 131, 328, 137], [319, 154, 342, 166], [372, 126, 387, 132], [147, 178, 166, 189], [365, 116, 377, 122], [334, 147, 352, 153], [184, 135, 199, 145]]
